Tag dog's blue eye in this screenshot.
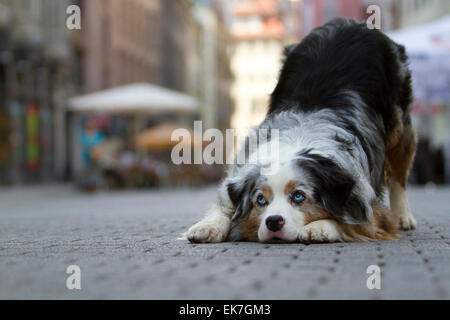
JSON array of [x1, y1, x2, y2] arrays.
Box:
[[257, 195, 267, 206], [292, 191, 305, 203]]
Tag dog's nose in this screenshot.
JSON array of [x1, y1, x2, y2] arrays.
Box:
[[266, 215, 285, 232]]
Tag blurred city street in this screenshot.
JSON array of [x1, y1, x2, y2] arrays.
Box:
[[1, 184, 450, 299], [1, 0, 450, 302]]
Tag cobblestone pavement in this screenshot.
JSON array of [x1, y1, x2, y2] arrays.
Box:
[[0, 184, 450, 299]]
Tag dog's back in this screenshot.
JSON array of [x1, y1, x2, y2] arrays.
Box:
[[269, 18, 412, 134]]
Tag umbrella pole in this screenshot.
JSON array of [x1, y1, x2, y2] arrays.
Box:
[[132, 115, 140, 150], [133, 115, 145, 158]]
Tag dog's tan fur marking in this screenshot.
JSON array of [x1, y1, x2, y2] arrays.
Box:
[[239, 208, 261, 242], [302, 204, 333, 225], [386, 111, 417, 187], [339, 206, 400, 241], [262, 185, 273, 202], [284, 180, 297, 196], [300, 205, 399, 242]]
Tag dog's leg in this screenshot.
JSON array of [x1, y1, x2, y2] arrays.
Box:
[[388, 179, 416, 230], [298, 219, 343, 243], [182, 204, 231, 243], [386, 113, 417, 230]]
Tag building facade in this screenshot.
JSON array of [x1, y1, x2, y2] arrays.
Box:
[[0, 0, 235, 184], [228, 0, 286, 131], [393, 0, 450, 29], [190, 3, 234, 131], [299, 0, 400, 35], [82, 0, 233, 130], [0, 0, 81, 184], [82, 0, 166, 93]]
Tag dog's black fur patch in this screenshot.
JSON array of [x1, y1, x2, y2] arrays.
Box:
[[270, 18, 412, 131], [296, 151, 368, 222], [227, 168, 261, 223]]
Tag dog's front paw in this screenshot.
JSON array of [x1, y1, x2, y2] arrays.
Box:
[[299, 220, 342, 243], [184, 221, 228, 243], [399, 214, 416, 231]]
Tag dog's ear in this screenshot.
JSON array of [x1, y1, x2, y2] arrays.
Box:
[[296, 153, 369, 223], [226, 173, 258, 223]]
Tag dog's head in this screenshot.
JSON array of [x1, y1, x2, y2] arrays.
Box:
[[227, 151, 370, 242]]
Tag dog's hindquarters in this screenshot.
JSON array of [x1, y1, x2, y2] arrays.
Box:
[[386, 112, 417, 230], [385, 44, 417, 230]]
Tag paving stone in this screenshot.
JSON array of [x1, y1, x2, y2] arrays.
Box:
[[0, 184, 449, 299]]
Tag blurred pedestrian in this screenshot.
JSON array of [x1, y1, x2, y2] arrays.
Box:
[[80, 118, 105, 167], [78, 118, 105, 191]]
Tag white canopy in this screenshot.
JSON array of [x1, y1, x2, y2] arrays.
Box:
[[387, 15, 450, 56], [387, 16, 450, 105], [67, 83, 198, 114]]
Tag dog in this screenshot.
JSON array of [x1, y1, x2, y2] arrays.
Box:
[[184, 18, 417, 243]]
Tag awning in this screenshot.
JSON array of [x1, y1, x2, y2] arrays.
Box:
[[387, 16, 450, 105], [67, 83, 198, 114], [388, 15, 450, 56]]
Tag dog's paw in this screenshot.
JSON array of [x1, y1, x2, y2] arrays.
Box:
[[299, 220, 342, 243], [399, 214, 416, 231], [183, 221, 227, 243]]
